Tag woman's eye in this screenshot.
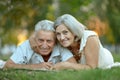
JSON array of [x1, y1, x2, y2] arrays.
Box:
[[56, 33, 60, 36], [63, 31, 68, 34]]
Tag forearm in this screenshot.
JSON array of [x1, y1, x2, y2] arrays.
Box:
[[52, 62, 92, 70], [4, 63, 45, 70], [70, 63, 92, 70], [66, 57, 77, 63]]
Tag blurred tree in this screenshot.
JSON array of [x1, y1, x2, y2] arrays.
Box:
[[0, 0, 119, 47], [57, 0, 120, 45], [0, 0, 53, 45], [93, 0, 120, 44], [58, 0, 94, 24]]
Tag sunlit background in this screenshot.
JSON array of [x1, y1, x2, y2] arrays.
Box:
[[0, 0, 120, 55]]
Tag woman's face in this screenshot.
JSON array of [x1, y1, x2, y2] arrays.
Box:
[[55, 24, 75, 47]]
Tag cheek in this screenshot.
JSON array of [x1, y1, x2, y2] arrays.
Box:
[[69, 33, 75, 40], [57, 36, 60, 40], [37, 41, 42, 46], [49, 43, 55, 48]]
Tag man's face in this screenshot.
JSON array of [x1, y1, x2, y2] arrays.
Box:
[[35, 30, 56, 56]]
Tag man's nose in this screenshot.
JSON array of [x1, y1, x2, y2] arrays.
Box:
[[42, 41, 48, 48]]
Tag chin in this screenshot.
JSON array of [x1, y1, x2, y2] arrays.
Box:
[[39, 52, 50, 56], [41, 54, 50, 56], [62, 44, 69, 47], [61, 42, 70, 47]]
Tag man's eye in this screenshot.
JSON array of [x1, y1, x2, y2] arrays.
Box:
[[38, 39, 43, 43], [47, 40, 53, 43]]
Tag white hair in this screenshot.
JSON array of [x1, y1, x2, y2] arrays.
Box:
[[54, 14, 86, 40], [35, 20, 55, 32]]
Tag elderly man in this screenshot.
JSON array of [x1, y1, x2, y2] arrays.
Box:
[[4, 20, 76, 70]]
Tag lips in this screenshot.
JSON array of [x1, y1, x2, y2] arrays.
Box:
[[39, 48, 48, 52], [61, 38, 69, 44], [41, 49, 49, 52], [62, 41, 67, 44], [60, 40, 68, 46]]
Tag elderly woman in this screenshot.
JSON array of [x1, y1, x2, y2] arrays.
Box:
[[52, 14, 114, 70]]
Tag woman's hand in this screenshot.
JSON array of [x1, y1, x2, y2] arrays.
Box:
[[29, 33, 39, 53], [36, 62, 53, 70], [51, 62, 75, 70]]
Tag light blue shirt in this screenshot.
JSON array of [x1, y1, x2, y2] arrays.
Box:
[[10, 40, 73, 64]]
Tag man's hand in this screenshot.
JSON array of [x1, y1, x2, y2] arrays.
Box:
[[39, 62, 53, 70]]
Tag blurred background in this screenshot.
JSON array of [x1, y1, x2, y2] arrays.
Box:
[[0, 0, 120, 57]]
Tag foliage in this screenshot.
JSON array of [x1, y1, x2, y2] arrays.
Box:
[[0, 0, 53, 45], [59, 0, 95, 23], [93, 0, 120, 44], [0, 0, 120, 46]]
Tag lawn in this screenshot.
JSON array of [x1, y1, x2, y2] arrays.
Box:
[[0, 67, 120, 80], [0, 53, 120, 80]]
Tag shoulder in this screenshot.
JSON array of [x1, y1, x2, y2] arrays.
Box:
[[86, 36, 99, 45], [83, 30, 97, 37], [10, 40, 34, 63], [13, 40, 33, 55], [18, 40, 31, 49], [83, 30, 98, 43], [80, 30, 98, 51], [19, 40, 29, 46], [82, 30, 99, 43]]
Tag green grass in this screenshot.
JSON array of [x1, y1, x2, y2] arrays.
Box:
[[0, 53, 120, 80], [112, 53, 120, 62], [0, 67, 120, 80], [0, 54, 11, 61]]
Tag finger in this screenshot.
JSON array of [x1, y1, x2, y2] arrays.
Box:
[[43, 63, 53, 69], [45, 66, 51, 70], [48, 62, 53, 65], [47, 63, 53, 68], [51, 66, 56, 70]]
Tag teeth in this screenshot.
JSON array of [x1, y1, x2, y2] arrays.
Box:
[[62, 40, 67, 43]]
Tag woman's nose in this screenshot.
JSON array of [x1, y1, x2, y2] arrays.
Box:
[[60, 34, 65, 40]]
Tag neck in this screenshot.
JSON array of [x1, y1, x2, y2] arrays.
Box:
[[67, 41, 80, 56], [68, 41, 80, 49], [42, 53, 51, 62]]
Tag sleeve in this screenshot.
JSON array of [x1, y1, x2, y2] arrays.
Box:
[[10, 40, 33, 64], [59, 46, 73, 62], [80, 30, 97, 52]]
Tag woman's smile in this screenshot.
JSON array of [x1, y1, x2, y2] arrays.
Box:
[[56, 24, 75, 47]]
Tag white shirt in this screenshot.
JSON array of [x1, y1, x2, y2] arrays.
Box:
[[79, 30, 114, 69], [10, 40, 73, 64]]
